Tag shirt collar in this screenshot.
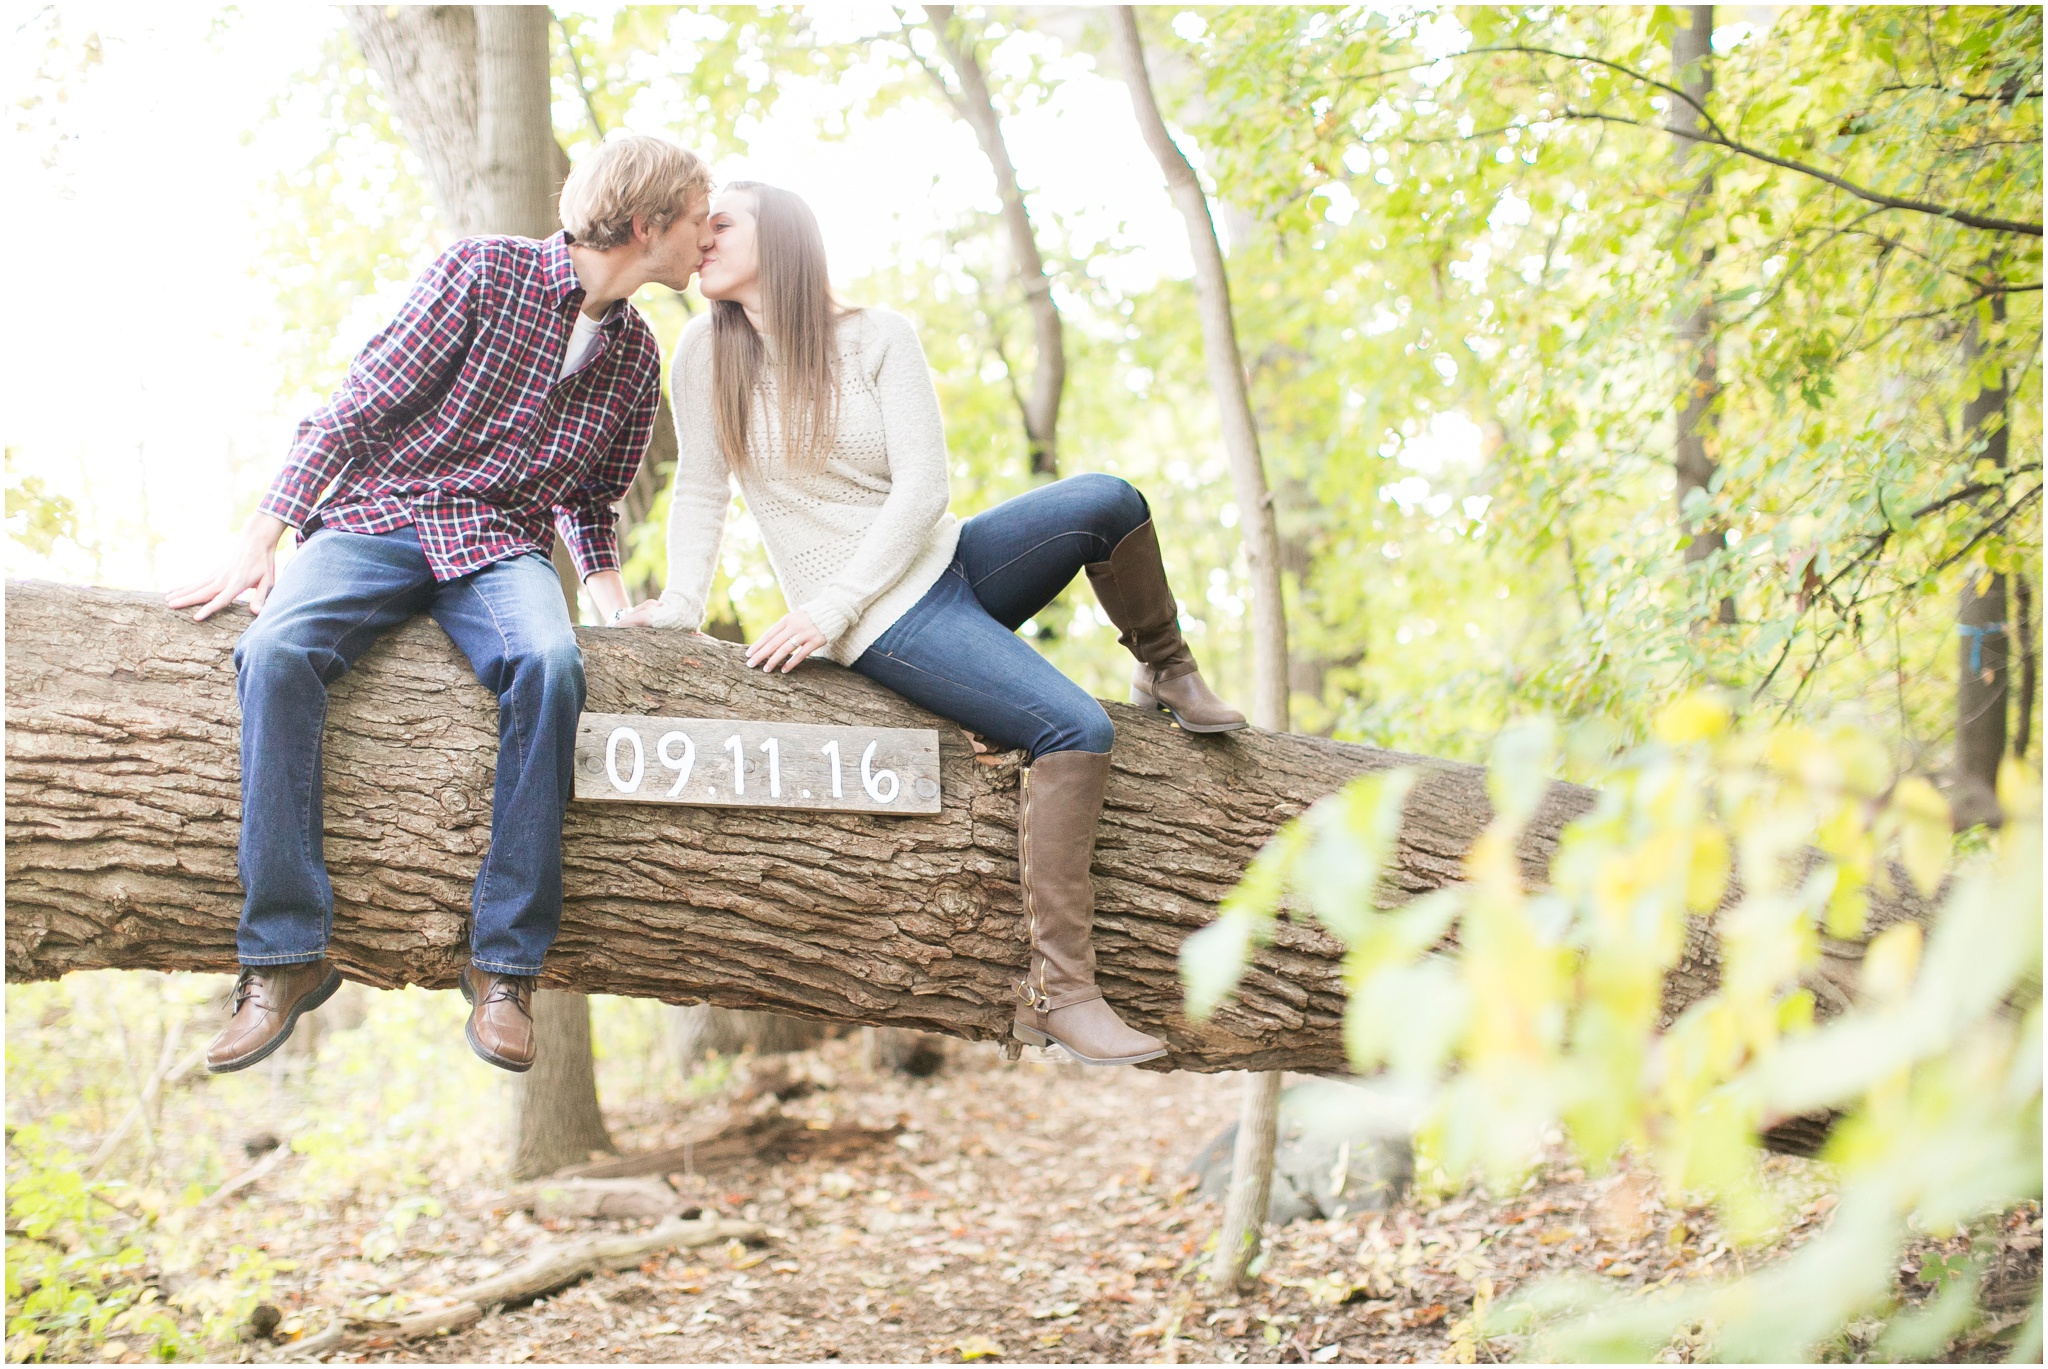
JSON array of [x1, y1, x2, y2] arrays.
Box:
[[541, 231, 586, 313], [545, 230, 634, 328]]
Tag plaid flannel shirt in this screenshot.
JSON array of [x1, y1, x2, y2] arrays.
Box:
[[260, 232, 660, 583]]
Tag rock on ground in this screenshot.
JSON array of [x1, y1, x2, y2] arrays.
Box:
[[1190, 1078, 1416, 1225]]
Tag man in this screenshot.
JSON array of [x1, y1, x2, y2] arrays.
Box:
[[168, 135, 712, 1075]]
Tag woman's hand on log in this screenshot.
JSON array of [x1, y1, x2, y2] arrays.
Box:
[[166, 513, 286, 621], [746, 610, 826, 673], [610, 600, 662, 627]]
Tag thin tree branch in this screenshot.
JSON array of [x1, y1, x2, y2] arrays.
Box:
[[1753, 475, 2042, 702], [1876, 82, 2040, 104], [552, 11, 606, 140], [1333, 43, 2043, 236]]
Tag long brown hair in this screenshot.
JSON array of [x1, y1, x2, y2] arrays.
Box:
[[711, 182, 854, 474]]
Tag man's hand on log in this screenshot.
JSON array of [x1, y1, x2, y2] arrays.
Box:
[[167, 513, 287, 621], [609, 600, 663, 627], [746, 609, 826, 673], [605, 599, 718, 637]]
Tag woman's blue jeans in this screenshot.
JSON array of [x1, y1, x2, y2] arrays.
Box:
[[232, 526, 584, 976], [853, 473, 1150, 759]]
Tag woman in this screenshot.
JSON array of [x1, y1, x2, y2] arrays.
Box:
[[627, 182, 1245, 1066]]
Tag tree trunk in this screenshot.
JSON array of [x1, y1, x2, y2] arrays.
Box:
[[348, 2, 616, 1177], [617, 402, 681, 603], [511, 989, 616, 1178], [1110, 6, 1289, 735], [343, 6, 486, 235], [866, 1026, 949, 1077], [2015, 571, 2036, 762], [1208, 1068, 1283, 1290], [473, 2, 618, 1179], [674, 1004, 836, 1060], [924, 6, 1066, 479], [4, 582, 1931, 1072], [1112, 7, 1294, 1290], [1953, 299, 2012, 829], [1670, 6, 1734, 624], [474, 5, 558, 239]]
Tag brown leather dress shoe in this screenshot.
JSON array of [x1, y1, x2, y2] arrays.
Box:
[[459, 966, 536, 1072], [206, 959, 343, 1074]]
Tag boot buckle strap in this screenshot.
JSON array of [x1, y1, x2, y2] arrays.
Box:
[[1016, 979, 1050, 1011]]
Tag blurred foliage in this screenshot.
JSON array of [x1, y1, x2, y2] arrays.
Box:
[[1170, 4, 2041, 757], [5, 446, 81, 564], [10, 7, 2043, 1358], [240, 4, 2041, 766], [3, 975, 718, 1362], [1183, 695, 2041, 1359]]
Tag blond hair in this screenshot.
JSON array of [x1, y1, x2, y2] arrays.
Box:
[[559, 135, 712, 250], [713, 182, 857, 476]]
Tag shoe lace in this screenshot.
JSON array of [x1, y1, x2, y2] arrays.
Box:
[[228, 968, 265, 1014], [482, 975, 535, 1018]]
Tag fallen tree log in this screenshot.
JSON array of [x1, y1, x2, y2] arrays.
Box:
[[283, 1213, 763, 1357], [4, 582, 1922, 1073]]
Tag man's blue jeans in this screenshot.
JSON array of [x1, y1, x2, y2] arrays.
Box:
[[233, 526, 584, 975], [853, 473, 1150, 760]]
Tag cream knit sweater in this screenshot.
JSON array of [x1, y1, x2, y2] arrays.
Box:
[[648, 308, 959, 665]]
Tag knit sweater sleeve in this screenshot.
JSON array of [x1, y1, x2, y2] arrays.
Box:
[[649, 318, 731, 631], [796, 310, 953, 644]]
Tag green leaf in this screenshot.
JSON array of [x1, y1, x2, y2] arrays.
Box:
[[1180, 913, 1258, 1022], [1296, 768, 1417, 944], [1487, 718, 1557, 831]]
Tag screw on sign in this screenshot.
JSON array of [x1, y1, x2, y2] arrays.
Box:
[[572, 712, 942, 816]]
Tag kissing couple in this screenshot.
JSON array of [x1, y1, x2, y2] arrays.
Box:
[[170, 132, 1245, 1079]]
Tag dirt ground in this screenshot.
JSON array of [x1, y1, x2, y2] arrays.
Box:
[[177, 1030, 2028, 1366]]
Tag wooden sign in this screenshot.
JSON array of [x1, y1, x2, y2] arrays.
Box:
[[573, 713, 942, 815]]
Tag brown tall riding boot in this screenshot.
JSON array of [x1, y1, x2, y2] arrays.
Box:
[[1084, 520, 1248, 733], [1009, 750, 1169, 1066], [206, 959, 342, 1074]]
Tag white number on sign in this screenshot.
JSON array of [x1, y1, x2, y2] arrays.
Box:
[[860, 740, 899, 804], [657, 730, 695, 797], [820, 740, 843, 798], [606, 727, 645, 794], [759, 737, 782, 799], [723, 735, 745, 796]]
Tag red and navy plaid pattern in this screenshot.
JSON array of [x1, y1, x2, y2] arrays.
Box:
[[260, 232, 660, 583]]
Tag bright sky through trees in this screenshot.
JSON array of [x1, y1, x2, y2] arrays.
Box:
[[7, 4, 2034, 773], [4, 3, 1202, 592]]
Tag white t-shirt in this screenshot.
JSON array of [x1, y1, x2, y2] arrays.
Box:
[[560, 311, 605, 380]]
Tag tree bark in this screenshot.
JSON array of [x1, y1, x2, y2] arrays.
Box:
[[1113, 8, 1297, 1289], [617, 401, 681, 603], [1953, 298, 2012, 829], [1208, 1068, 1283, 1290], [1110, 7, 1289, 735], [474, 5, 559, 239], [348, 1, 616, 1176], [1670, 7, 1734, 624], [4, 583, 1930, 1072], [674, 1004, 837, 1060], [511, 988, 616, 1178], [344, 6, 486, 235], [473, 3, 618, 1178], [2015, 571, 2036, 762], [924, 6, 1066, 479]]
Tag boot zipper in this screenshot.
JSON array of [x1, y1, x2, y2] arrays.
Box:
[[1019, 767, 1049, 1011]]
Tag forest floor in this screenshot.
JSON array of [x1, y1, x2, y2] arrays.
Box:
[[9, 976, 2038, 1365], [238, 1035, 2031, 1366]]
